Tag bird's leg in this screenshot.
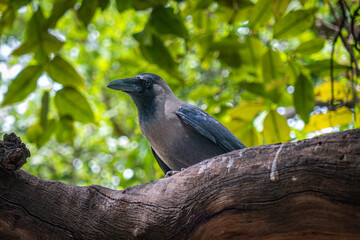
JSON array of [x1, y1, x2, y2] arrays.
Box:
[[164, 168, 185, 178]]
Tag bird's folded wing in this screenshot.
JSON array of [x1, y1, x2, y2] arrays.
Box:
[[151, 147, 172, 173], [176, 104, 246, 152]]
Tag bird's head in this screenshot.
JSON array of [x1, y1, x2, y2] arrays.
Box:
[[107, 73, 175, 117]]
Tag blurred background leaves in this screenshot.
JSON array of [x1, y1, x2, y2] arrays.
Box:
[[0, 0, 359, 189]]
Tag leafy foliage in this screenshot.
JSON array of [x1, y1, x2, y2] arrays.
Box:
[[0, 0, 359, 189]]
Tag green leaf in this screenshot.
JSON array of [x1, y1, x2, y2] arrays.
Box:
[[295, 38, 325, 55], [150, 6, 188, 39], [130, 0, 167, 10], [46, 56, 85, 89], [116, 0, 131, 12], [46, 0, 76, 28], [224, 119, 248, 138], [248, 0, 272, 29], [42, 32, 64, 55], [216, 0, 254, 9], [133, 26, 153, 45], [287, 59, 301, 79], [98, 0, 110, 11], [240, 126, 260, 147], [306, 59, 349, 76], [40, 91, 50, 129], [210, 35, 243, 68], [240, 36, 266, 68], [273, 8, 317, 39], [228, 99, 265, 121], [2, 65, 43, 106], [293, 74, 314, 123], [240, 82, 266, 97], [0, 5, 16, 36], [135, 33, 177, 72], [23, 9, 49, 63], [271, 0, 291, 20], [26, 119, 57, 148], [262, 48, 283, 81], [11, 39, 38, 56], [56, 116, 75, 143], [76, 0, 98, 26], [12, 32, 64, 57], [26, 9, 45, 41], [189, 86, 220, 100], [263, 110, 290, 144], [55, 87, 94, 123]]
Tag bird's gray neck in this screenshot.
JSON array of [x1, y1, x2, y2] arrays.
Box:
[[131, 95, 157, 122]]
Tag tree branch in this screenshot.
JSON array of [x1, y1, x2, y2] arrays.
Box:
[[1, 130, 360, 239]]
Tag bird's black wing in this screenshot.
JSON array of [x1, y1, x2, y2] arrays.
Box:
[[151, 147, 172, 173], [176, 104, 246, 152]]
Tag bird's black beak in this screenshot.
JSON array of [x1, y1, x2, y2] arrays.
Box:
[[107, 78, 141, 93]]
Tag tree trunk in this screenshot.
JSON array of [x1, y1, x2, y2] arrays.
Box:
[[0, 130, 359, 240]]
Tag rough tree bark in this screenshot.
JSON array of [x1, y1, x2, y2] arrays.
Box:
[[0, 130, 359, 240]]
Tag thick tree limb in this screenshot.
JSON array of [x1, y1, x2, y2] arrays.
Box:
[[0, 130, 360, 239]]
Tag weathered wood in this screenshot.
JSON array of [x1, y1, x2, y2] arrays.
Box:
[[0, 129, 359, 240]]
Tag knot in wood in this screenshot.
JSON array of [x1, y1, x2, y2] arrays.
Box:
[[0, 133, 31, 171]]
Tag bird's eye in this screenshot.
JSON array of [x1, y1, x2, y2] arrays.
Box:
[[142, 79, 151, 88]]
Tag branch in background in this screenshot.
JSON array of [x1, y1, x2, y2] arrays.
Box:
[[329, 1, 346, 107]]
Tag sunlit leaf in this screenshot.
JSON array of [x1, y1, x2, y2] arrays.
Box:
[[55, 87, 95, 123], [189, 86, 219, 100], [304, 107, 353, 132], [355, 105, 360, 128], [2, 65, 43, 106], [224, 119, 248, 138], [46, 0, 76, 28], [240, 126, 260, 147], [40, 91, 50, 129], [26, 119, 57, 148], [248, 0, 272, 29], [314, 81, 352, 103], [56, 116, 75, 143], [263, 110, 290, 144], [76, 0, 98, 26], [295, 38, 325, 55], [271, 0, 291, 20], [262, 48, 283, 81], [228, 99, 265, 121], [293, 74, 315, 123], [46, 56, 85, 89], [150, 6, 188, 39], [273, 8, 317, 39]]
